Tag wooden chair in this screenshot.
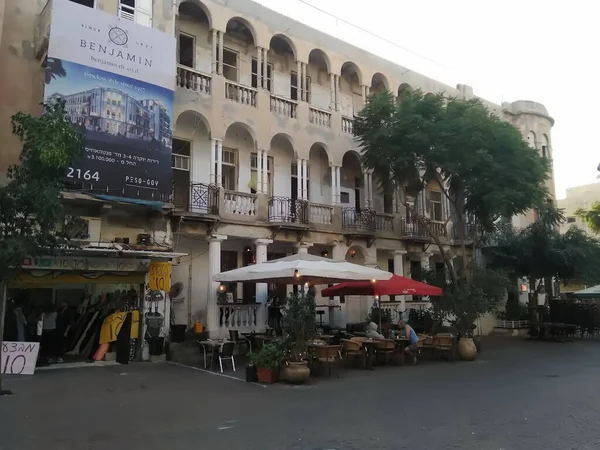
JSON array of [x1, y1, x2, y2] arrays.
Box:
[[350, 336, 367, 344], [431, 333, 454, 360], [375, 339, 396, 365], [313, 345, 342, 377], [341, 339, 365, 368]]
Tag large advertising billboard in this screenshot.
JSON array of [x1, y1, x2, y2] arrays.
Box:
[[44, 0, 176, 201]]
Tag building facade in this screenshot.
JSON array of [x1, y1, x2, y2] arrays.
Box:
[[558, 183, 600, 236], [0, 0, 557, 337]]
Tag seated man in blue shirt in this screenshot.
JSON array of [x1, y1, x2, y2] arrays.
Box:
[[397, 320, 419, 365]]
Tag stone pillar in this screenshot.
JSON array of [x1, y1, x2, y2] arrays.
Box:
[[216, 139, 223, 187], [296, 157, 303, 199], [295, 242, 313, 254], [296, 60, 302, 99], [209, 138, 217, 184], [207, 235, 227, 337], [332, 241, 348, 328], [363, 170, 370, 209], [211, 29, 218, 74], [262, 48, 268, 90], [256, 149, 263, 194], [330, 165, 336, 205], [329, 73, 335, 109], [393, 250, 407, 314], [302, 159, 308, 200], [302, 63, 308, 102], [254, 239, 272, 313], [262, 150, 269, 195], [334, 75, 339, 111], [256, 46, 263, 88], [335, 166, 341, 204], [217, 31, 224, 75]]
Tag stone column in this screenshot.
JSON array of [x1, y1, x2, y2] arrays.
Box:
[[393, 250, 408, 313], [209, 138, 217, 184], [363, 170, 370, 209], [296, 60, 302, 99], [302, 159, 308, 200], [211, 29, 218, 74], [329, 73, 335, 109], [262, 150, 269, 195], [217, 31, 224, 75], [262, 48, 268, 90], [331, 241, 348, 328], [255, 149, 263, 194], [296, 157, 303, 199], [255, 239, 272, 323], [207, 234, 227, 337], [216, 139, 223, 187], [334, 75, 339, 111], [330, 165, 336, 205], [335, 166, 341, 204], [256, 46, 263, 88], [302, 63, 308, 102]]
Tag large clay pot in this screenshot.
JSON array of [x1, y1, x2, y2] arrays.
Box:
[[457, 337, 477, 361], [283, 361, 310, 384]]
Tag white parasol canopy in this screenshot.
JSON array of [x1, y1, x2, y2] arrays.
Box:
[[212, 253, 393, 285]]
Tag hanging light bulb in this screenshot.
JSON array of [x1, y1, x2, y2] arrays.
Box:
[[371, 279, 376, 283], [217, 284, 227, 294], [294, 269, 300, 278]]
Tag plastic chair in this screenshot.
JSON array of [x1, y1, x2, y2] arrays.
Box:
[[218, 342, 236, 373]]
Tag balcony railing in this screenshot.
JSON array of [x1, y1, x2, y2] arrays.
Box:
[[225, 81, 257, 107], [451, 223, 477, 242], [309, 203, 334, 225], [268, 197, 309, 224], [219, 304, 261, 332], [400, 218, 448, 239], [375, 213, 394, 232], [309, 106, 331, 128], [172, 182, 219, 214], [270, 95, 297, 119], [342, 116, 354, 134], [223, 191, 257, 216], [342, 208, 376, 232], [176, 65, 211, 95]]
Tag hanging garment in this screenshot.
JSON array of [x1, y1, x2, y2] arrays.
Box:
[[116, 313, 132, 364], [67, 311, 99, 355]]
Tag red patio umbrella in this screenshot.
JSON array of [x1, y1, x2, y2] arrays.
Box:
[[321, 274, 443, 297]]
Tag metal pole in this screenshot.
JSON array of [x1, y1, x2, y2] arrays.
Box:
[[0, 282, 13, 396]]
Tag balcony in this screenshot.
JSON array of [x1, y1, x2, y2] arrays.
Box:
[[451, 222, 477, 242], [270, 95, 297, 119], [219, 304, 262, 334], [172, 182, 219, 215], [223, 191, 258, 217], [225, 81, 257, 107], [342, 208, 376, 234], [342, 116, 354, 135], [176, 65, 211, 96], [268, 197, 309, 225], [309, 203, 334, 226], [400, 218, 448, 241], [309, 106, 332, 128], [375, 213, 394, 232]]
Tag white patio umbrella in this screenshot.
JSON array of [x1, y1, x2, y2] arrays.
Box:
[[212, 252, 393, 285]]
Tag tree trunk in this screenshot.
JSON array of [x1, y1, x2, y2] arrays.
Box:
[[0, 282, 11, 395]]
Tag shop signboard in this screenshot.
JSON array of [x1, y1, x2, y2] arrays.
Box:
[[21, 256, 151, 272], [44, 0, 176, 201], [1, 342, 41, 375], [148, 262, 171, 291]]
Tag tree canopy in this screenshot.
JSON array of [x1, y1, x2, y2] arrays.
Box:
[[354, 89, 550, 281], [488, 204, 600, 292], [0, 101, 84, 282], [575, 202, 600, 234]]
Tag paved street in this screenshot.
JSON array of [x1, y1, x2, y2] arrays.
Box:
[[2, 336, 600, 450]]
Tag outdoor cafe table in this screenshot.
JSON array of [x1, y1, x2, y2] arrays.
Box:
[[198, 340, 233, 369]]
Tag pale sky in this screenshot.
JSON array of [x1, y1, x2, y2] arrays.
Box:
[[253, 0, 600, 199]]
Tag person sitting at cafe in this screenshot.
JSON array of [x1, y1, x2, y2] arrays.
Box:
[[397, 320, 419, 364], [365, 321, 385, 339]]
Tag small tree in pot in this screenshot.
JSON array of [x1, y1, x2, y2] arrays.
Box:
[[248, 342, 285, 384], [281, 291, 316, 383]]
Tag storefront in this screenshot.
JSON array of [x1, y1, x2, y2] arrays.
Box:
[[3, 251, 184, 368]]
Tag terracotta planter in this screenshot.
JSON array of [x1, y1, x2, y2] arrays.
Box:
[[283, 361, 310, 384], [457, 337, 477, 361], [256, 367, 279, 384]]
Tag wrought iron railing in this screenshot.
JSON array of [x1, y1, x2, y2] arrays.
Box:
[[342, 208, 376, 232], [400, 218, 447, 239], [268, 197, 309, 224], [172, 182, 219, 214], [375, 213, 394, 232]]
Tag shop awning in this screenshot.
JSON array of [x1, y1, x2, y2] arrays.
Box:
[[321, 275, 442, 297]]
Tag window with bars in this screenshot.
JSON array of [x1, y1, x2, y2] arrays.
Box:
[[250, 153, 274, 195], [217, 47, 238, 82], [251, 58, 273, 91], [221, 148, 237, 191], [429, 190, 443, 221], [290, 72, 311, 102], [171, 138, 191, 171], [119, 0, 152, 27]]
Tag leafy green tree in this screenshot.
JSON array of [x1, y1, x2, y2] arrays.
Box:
[[575, 202, 600, 233], [353, 89, 550, 334], [0, 101, 84, 394], [488, 204, 600, 307]]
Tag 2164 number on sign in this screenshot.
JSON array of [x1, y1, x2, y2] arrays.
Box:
[[67, 167, 100, 181]]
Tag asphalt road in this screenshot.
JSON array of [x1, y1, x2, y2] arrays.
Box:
[[2, 336, 600, 450]]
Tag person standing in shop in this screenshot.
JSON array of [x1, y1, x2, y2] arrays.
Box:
[[41, 303, 60, 363]]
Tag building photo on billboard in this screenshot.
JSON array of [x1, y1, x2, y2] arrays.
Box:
[[43, 0, 176, 202]]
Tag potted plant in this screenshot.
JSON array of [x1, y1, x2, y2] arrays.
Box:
[[248, 342, 284, 384], [281, 291, 316, 384]]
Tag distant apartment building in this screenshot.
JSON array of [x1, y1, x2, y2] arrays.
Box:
[[141, 99, 173, 147], [558, 183, 600, 235]]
